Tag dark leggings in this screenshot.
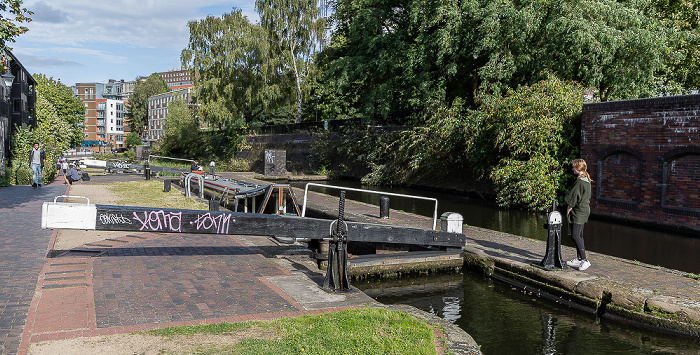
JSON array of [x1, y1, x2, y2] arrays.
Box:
[[571, 223, 587, 260]]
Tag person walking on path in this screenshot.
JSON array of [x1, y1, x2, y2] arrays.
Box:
[[29, 142, 46, 188], [565, 159, 593, 271], [61, 159, 69, 176]]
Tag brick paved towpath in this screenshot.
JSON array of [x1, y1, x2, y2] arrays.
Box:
[[0, 180, 67, 355], [1, 174, 480, 355]]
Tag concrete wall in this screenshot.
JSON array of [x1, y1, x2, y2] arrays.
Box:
[[581, 94, 700, 232]]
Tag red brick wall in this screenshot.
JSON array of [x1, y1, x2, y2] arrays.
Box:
[[581, 94, 700, 232]]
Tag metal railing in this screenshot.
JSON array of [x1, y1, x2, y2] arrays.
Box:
[[301, 183, 439, 230], [148, 155, 195, 164]]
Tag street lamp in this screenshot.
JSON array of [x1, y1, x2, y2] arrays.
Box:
[[2, 72, 14, 98]]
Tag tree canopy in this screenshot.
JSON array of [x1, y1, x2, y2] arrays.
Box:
[[0, 0, 31, 50], [319, 0, 688, 120], [256, 0, 324, 123], [126, 73, 169, 136], [34, 74, 84, 147]]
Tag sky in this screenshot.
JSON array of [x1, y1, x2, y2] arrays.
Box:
[[10, 0, 260, 87]]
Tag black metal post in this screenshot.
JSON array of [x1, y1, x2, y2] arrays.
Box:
[[379, 196, 390, 219], [144, 162, 150, 180], [539, 201, 564, 270], [209, 199, 220, 211], [163, 179, 171, 192]]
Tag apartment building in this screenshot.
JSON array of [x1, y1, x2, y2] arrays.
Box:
[[0, 49, 36, 175], [73, 82, 128, 149], [146, 87, 192, 144], [157, 69, 193, 90]]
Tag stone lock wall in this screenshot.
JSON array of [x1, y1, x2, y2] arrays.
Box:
[[581, 94, 700, 232]]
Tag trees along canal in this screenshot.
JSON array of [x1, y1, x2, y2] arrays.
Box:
[[8, 75, 84, 185], [171, 0, 698, 211], [312, 0, 698, 210], [126, 73, 169, 136]]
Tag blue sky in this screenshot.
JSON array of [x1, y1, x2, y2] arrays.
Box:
[[10, 0, 260, 87]]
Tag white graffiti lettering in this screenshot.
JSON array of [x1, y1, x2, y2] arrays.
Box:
[[112, 162, 131, 169], [99, 213, 132, 225], [132, 210, 182, 232], [189, 213, 232, 234]]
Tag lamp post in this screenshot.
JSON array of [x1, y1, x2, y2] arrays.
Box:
[[2, 72, 14, 99]]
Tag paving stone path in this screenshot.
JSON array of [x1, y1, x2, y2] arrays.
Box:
[[0, 184, 67, 355]]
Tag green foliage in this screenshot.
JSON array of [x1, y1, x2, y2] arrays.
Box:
[[156, 93, 198, 156], [651, 0, 700, 93], [181, 9, 294, 128], [0, 0, 31, 49], [153, 93, 246, 165], [8, 75, 80, 184], [124, 131, 141, 147], [478, 76, 584, 209], [321, 0, 681, 118], [399, 100, 470, 176], [126, 73, 169, 135], [324, 76, 584, 210], [9, 120, 60, 185], [34, 74, 84, 147], [256, 0, 324, 123]]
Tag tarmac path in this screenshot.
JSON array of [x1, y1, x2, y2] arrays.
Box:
[[0, 183, 67, 355]]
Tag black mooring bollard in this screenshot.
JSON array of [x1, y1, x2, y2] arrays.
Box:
[[539, 201, 564, 270], [163, 179, 171, 192], [380, 196, 390, 219], [209, 199, 220, 211], [144, 162, 150, 180]]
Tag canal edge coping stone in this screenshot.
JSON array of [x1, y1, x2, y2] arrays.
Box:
[[462, 246, 700, 337]]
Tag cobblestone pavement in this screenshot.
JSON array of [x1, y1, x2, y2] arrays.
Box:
[[0, 180, 67, 355]]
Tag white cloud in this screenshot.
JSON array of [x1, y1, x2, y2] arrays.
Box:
[[20, 0, 250, 49], [11, 0, 259, 85]]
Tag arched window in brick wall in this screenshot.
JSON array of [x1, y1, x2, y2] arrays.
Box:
[[596, 146, 644, 211], [662, 147, 700, 217]]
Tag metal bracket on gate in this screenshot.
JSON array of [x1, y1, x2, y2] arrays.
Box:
[[323, 191, 351, 293]]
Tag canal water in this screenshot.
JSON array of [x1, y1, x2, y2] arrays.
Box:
[[297, 180, 700, 353], [356, 272, 700, 354], [298, 180, 700, 274]]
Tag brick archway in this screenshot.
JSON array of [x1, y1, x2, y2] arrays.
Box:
[[596, 146, 644, 211], [662, 147, 700, 217]]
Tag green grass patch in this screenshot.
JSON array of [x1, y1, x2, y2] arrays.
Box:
[[147, 322, 252, 336], [144, 308, 439, 354], [109, 180, 207, 210]]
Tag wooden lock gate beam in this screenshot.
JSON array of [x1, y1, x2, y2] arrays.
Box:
[[42, 197, 465, 292]]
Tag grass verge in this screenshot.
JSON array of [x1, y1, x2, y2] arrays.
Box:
[[109, 180, 207, 210], [143, 308, 440, 354]]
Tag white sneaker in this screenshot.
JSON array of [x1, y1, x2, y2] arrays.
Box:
[[578, 259, 591, 271], [566, 259, 582, 268]]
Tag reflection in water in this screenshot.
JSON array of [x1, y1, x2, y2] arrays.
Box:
[[441, 296, 461, 324], [358, 272, 700, 354], [541, 314, 557, 355], [300, 181, 700, 273]]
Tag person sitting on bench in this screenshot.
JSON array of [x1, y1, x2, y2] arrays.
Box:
[[64, 164, 81, 185]]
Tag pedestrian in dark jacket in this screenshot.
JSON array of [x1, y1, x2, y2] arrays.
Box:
[[29, 142, 46, 187], [565, 159, 593, 271]]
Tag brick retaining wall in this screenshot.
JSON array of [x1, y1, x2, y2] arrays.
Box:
[[581, 94, 700, 232]]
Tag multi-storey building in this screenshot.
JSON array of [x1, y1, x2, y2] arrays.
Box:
[[73, 82, 128, 149], [157, 69, 193, 90], [0, 49, 36, 175], [146, 87, 192, 144]]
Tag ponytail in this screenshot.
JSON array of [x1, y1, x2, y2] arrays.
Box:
[[572, 159, 594, 183]]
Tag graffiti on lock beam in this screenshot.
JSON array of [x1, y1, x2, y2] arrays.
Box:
[[110, 162, 132, 169], [96, 208, 234, 234]]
